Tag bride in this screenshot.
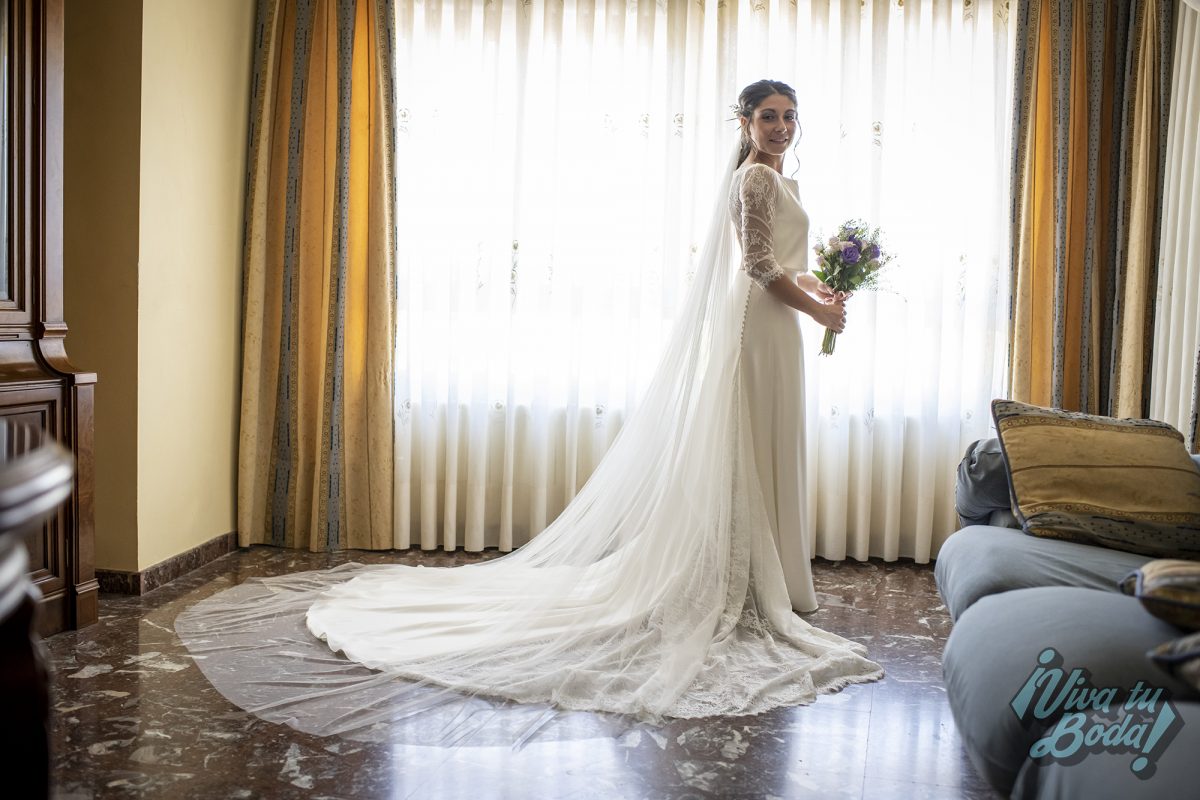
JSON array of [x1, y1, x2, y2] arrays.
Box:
[[178, 80, 883, 733]]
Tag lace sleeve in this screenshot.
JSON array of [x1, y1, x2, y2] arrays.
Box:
[[737, 166, 786, 290]]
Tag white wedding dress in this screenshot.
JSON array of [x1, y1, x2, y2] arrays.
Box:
[[176, 149, 883, 738], [732, 162, 821, 614]]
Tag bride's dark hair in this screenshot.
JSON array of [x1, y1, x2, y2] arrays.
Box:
[[733, 79, 800, 167]]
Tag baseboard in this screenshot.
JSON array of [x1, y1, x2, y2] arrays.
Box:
[[95, 532, 239, 595]]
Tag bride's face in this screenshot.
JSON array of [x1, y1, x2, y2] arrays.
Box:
[[743, 94, 797, 158]]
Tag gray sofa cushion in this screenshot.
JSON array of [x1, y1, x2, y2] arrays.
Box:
[[1010, 703, 1200, 800], [943, 587, 1200, 794], [935, 525, 1152, 621]]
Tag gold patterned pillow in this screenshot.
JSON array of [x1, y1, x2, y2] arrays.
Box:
[[1120, 560, 1200, 631], [992, 400, 1200, 559]]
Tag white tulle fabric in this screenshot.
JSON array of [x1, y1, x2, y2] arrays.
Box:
[[176, 143, 883, 737]]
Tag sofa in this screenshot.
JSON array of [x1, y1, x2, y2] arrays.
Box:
[[935, 437, 1200, 799]]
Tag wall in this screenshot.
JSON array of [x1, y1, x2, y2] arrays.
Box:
[[64, 0, 254, 572], [136, 0, 253, 570], [63, 0, 143, 573]]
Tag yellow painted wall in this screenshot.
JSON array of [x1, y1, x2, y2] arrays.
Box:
[[64, 0, 253, 573], [136, 0, 254, 570], [63, 0, 143, 573]]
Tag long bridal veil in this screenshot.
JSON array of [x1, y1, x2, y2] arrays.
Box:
[[176, 139, 882, 743]]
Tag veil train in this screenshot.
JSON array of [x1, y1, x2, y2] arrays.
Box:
[[175, 139, 883, 742]]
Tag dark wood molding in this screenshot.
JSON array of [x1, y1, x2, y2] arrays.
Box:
[[2, 0, 97, 634], [96, 533, 238, 596]]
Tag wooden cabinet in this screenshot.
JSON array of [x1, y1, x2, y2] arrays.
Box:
[[3, 0, 96, 634]]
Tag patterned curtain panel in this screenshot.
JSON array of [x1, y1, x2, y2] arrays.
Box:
[[1009, 0, 1175, 415], [238, 0, 397, 550], [1151, 0, 1200, 454]]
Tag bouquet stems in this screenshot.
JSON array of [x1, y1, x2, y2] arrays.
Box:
[[820, 328, 838, 356]]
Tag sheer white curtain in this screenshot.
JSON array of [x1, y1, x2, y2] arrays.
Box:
[[1151, 0, 1200, 453], [392, 0, 1014, 558]]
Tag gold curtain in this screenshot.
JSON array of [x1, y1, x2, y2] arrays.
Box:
[[1009, 0, 1174, 415], [238, 0, 396, 550]]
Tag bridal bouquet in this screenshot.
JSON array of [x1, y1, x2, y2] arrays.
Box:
[[811, 220, 892, 356]]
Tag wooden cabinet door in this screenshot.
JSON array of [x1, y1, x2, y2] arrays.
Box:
[[2, 0, 97, 634]]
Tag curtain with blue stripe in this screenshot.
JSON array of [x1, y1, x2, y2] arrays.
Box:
[[238, 0, 397, 550], [1008, 0, 1175, 416]]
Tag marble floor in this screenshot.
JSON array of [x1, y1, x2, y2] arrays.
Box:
[[45, 547, 1001, 799]]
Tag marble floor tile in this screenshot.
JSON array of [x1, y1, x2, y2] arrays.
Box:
[[42, 547, 1003, 799], [861, 776, 999, 800]]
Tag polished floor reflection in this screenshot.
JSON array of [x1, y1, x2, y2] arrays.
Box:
[[46, 548, 1000, 798]]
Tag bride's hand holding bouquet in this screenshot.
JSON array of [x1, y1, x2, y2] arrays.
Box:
[[804, 283, 848, 335]]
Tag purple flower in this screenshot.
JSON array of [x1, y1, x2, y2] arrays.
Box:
[[850, 236, 863, 251], [869, 244, 880, 260], [843, 245, 861, 264]]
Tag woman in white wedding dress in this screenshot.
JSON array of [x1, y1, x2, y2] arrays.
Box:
[[177, 80, 883, 735], [729, 81, 852, 613]]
